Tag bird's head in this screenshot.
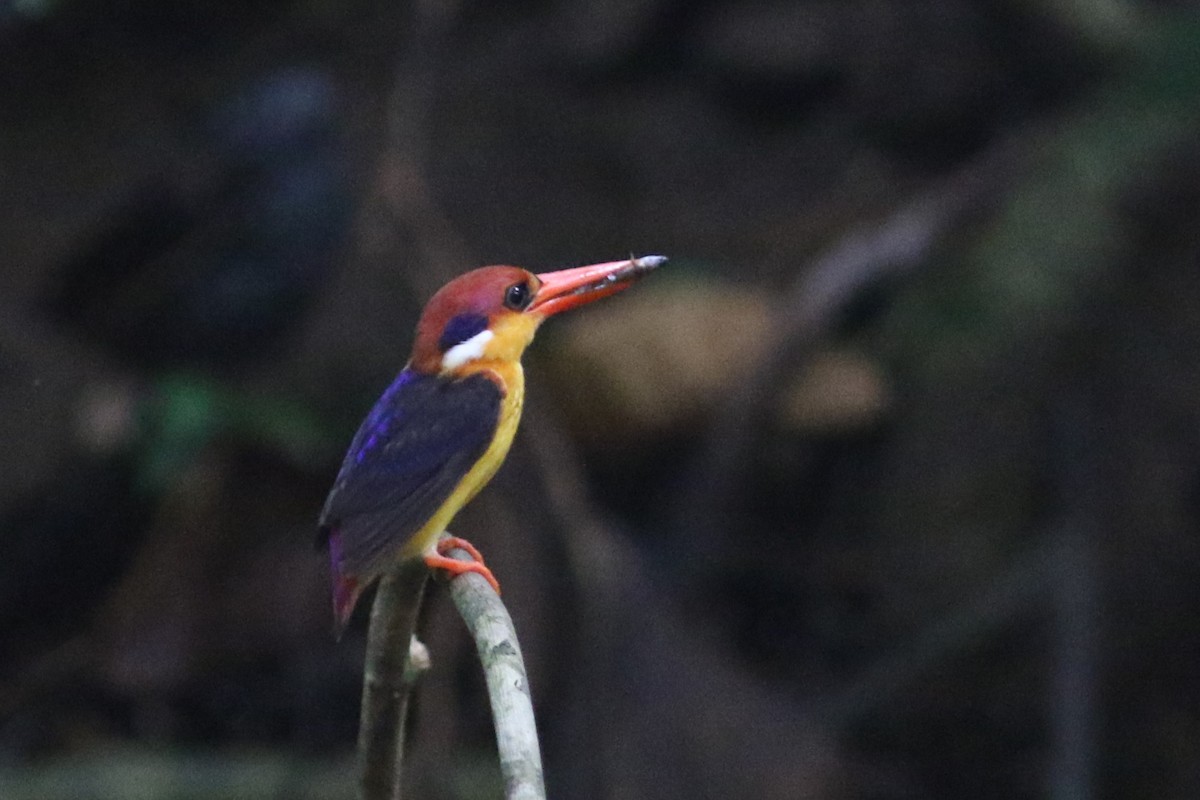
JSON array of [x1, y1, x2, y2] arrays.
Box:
[[410, 256, 665, 376]]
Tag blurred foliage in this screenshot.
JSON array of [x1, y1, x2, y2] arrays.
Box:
[[883, 14, 1200, 377], [137, 373, 333, 494]]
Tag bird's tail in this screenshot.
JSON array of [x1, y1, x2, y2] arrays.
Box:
[[327, 529, 364, 639]]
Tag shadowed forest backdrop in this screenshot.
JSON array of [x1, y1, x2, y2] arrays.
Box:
[[2, 1, 1200, 798]]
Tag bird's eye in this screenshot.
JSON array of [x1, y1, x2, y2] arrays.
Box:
[[504, 282, 532, 310]]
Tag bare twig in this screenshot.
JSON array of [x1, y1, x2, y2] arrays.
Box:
[[356, 560, 430, 800], [441, 539, 547, 800], [355, 540, 546, 800]]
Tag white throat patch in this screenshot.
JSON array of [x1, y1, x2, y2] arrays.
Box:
[[441, 329, 495, 371]]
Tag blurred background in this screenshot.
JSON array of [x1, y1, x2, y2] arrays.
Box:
[[2, 0, 1200, 798]]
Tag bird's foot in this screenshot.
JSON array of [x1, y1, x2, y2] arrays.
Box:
[[424, 536, 502, 594]]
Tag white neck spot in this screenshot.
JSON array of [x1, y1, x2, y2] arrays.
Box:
[[441, 329, 494, 371]]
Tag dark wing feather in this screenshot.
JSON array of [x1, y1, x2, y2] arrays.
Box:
[[319, 369, 501, 579]]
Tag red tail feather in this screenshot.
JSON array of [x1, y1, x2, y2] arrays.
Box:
[[328, 529, 363, 639]]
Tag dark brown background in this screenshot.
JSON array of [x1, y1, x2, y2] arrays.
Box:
[[2, 1, 1200, 798]]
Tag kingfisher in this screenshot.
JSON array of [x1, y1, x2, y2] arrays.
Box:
[[319, 255, 666, 634]]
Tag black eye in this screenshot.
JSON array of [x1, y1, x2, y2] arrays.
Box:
[[504, 282, 532, 310]]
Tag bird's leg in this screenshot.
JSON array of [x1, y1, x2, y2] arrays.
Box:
[[424, 536, 502, 595]]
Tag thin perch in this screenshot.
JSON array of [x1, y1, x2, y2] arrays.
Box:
[[354, 542, 546, 800], [443, 540, 547, 800], [357, 559, 430, 800]]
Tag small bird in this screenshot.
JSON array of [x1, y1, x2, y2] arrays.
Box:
[[319, 255, 666, 633]]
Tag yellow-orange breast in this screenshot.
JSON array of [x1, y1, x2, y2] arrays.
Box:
[[399, 359, 525, 557]]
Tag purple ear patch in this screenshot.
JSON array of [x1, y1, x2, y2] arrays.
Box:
[[438, 313, 489, 352]]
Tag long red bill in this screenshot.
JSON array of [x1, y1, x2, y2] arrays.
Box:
[[529, 255, 667, 317]]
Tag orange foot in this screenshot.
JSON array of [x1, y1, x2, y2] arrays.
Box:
[[423, 536, 502, 595]]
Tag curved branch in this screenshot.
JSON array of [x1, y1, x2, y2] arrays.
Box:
[[442, 540, 547, 800], [355, 541, 545, 800], [356, 560, 430, 800], [673, 134, 1029, 558]]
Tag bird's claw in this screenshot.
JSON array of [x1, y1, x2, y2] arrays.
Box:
[[424, 536, 502, 594]]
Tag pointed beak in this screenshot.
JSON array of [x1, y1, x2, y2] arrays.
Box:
[[529, 255, 667, 317]]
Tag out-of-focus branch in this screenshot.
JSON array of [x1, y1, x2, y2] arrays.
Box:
[[442, 539, 547, 800], [356, 560, 430, 800], [1018, 0, 1143, 52], [675, 133, 1029, 558], [1047, 390, 1101, 800], [374, 0, 474, 299]]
